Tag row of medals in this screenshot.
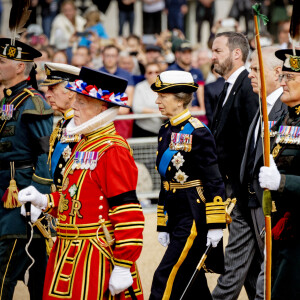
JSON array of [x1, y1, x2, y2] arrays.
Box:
[[262, 121, 300, 145], [71, 151, 98, 170], [1, 105, 14, 120], [60, 128, 81, 143], [270, 126, 300, 145], [61, 152, 98, 192]]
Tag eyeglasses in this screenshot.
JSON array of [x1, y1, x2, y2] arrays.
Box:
[[279, 73, 300, 83]]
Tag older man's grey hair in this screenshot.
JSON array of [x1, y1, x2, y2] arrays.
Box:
[[12, 60, 34, 77], [11, 60, 35, 77], [250, 46, 282, 71], [23, 61, 35, 77], [59, 80, 72, 94]]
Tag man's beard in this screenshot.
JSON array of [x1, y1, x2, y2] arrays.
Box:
[[214, 56, 233, 76]]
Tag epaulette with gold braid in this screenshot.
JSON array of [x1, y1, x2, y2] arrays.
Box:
[[189, 117, 204, 129]]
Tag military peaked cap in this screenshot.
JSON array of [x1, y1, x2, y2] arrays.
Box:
[[41, 62, 80, 86], [151, 70, 198, 93]]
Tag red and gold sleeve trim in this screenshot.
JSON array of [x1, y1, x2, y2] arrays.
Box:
[[109, 203, 144, 264], [205, 196, 226, 225], [115, 239, 143, 248], [109, 204, 143, 216], [114, 222, 145, 231], [114, 258, 133, 268]]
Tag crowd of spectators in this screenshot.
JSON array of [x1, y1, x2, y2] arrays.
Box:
[[2, 0, 294, 139]]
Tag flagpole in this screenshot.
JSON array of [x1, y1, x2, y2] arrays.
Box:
[[253, 5, 272, 300]]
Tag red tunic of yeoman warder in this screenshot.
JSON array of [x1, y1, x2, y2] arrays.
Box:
[[43, 122, 145, 300]]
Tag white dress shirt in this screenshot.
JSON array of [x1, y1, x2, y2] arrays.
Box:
[[222, 66, 246, 106], [254, 87, 283, 145]]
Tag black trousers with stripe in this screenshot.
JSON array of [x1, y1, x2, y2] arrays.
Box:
[[0, 238, 47, 300], [150, 214, 212, 300]]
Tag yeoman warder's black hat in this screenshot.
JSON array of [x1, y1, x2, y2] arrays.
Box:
[[65, 67, 130, 108]]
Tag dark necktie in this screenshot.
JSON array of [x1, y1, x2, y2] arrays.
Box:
[[212, 82, 230, 134]]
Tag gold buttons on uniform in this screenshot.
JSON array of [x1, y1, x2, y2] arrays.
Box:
[[155, 166, 157, 170], [156, 151, 158, 155], [196, 199, 200, 203], [168, 166, 171, 171], [181, 126, 184, 130], [59, 164, 62, 168], [159, 137, 162, 141], [99, 205, 103, 209], [98, 215, 102, 219], [6, 89, 12, 96], [57, 179, 61, 183], [99, 196, 103, 200], [165, 124, 168, 128], [50, 184, 57, 193]]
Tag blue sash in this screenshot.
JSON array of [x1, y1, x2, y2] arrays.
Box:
[[51, 141, 67, 177], [158, 122, 194, 177]]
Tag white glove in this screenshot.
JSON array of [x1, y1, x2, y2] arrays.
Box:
[[259, 154, 281, 191], [20, 205, 42, 223], [158, 232, 170, 247], [109, 266, 133, 296], [206, 229, 223, 248], [18, 186, 47, 210]]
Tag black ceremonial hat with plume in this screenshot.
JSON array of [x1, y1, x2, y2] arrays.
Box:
[[0, 0, 41, 62]]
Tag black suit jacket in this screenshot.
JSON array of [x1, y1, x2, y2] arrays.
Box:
[[212, 69, 258, 196], [240, 96, 288, 206], [204, 77, 225, 127]]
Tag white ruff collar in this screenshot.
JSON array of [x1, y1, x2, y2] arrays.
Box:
[[66, 107, 119, 136]]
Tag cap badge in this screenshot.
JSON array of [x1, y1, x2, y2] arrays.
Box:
[[7, 46, 17, 58], [6, 46, 21, 59], [289, 55, 300, 71], [155, 76, 162, 88], [46, 68, 51, 76]]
